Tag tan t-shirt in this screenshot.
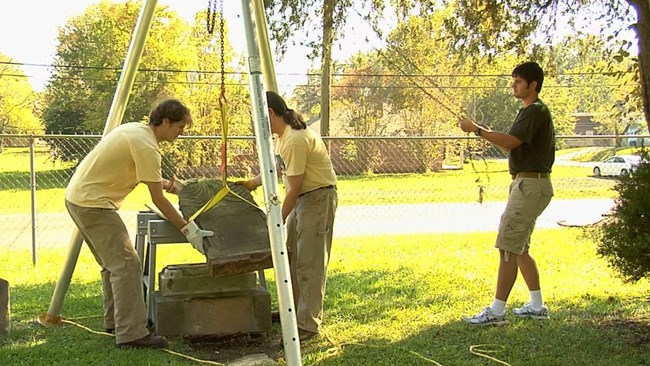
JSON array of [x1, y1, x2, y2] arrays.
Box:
[[65, 122, 162, 209], [276, 124, 336, 194]]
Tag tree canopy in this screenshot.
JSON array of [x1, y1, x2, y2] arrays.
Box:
[[440, 0, 650, 132], [40, 0, 252, 170], [0, 53, 41, 143], [264, 0, 648, 136]]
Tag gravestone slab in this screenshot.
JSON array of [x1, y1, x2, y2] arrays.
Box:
[[178, 179, 273, 276]]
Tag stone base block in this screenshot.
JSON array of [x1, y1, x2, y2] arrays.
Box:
[[159, 264, 257, 297], [153, 286, 271, 337]]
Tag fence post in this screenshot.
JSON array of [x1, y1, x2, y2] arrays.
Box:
[[29, 135, 38, 266], [0, 278, 9, 339]]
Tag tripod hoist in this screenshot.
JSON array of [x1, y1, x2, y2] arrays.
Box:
[[37, 0, 303, 364]]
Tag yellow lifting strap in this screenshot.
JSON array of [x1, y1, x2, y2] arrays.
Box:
[[188, 87, 259, 222], [187, 4, 259, 222]]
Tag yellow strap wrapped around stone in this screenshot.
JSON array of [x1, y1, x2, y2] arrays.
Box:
[[188, 90, 260, 222]]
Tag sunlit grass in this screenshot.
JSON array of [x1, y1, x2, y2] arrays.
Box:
[[571, 146, 647, 162], [1, 149, 617, 214], [1, 228, 648, 365]]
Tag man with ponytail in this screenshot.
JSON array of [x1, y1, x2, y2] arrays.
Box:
[[238, 91, 338, 342]]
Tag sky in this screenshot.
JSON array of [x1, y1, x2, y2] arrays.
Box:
[[0, 1, 638, 97], [0, 0, 381, 96]]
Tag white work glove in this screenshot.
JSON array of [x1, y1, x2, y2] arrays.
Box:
[[181, 221, 214, 254]]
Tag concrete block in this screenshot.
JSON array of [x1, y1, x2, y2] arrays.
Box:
[[0, 278, 9, 338], [154, 286, 271, 337], [159, 264, 257, 297]]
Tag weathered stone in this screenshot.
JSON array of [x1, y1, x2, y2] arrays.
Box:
[[0, 278, 9, 338], [153, 287, 271, 337], [178, 179, 273, 277], [159, 263, 257, 297]]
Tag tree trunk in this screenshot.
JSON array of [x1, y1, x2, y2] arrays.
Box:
[[320, 1, 335, 137], [630, 0, 650, 133]]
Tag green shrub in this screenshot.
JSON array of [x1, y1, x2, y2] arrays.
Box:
[[597, 152, 650, 282]]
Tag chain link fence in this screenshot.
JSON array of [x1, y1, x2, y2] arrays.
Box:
[[1, 133, 647, 261]]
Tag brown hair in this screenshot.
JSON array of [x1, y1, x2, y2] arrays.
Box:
[[148, 99, 193, 128], [266, 91, 306, 130], [512, 62, 544, 93]]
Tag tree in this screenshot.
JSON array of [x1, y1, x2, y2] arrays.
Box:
[[332, 52, 389, 136], [40, 1, 251, 170], [42, 1, 195, 136], [549, 34, 640, 142], [173, 10, 253, 174], [264, 0, 391, 137], [440, 0, 650, 133], [0, 54, 42, 152], [291, 70, 321, 119], [379, 10, 477, 137]]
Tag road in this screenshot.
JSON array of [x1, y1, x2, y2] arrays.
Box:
[[334, 198, 613, 236], [1, 198, 615, 250]]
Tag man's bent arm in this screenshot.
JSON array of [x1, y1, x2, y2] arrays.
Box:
[[459, 117, 523, 152], [479, 129, 523, 152], [145, 181, 188, 230]]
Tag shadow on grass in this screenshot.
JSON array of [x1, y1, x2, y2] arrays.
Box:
[[0, 168, 75, 191], [306, 295, 650, 366], [2, 274, 649, 366], [3, 279, 285, 365]]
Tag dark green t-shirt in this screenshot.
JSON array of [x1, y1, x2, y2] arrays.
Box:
[[507, 99, 555, 175]]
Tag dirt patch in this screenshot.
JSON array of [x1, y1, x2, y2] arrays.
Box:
[[598, 318, 650, 348], [183, 330, 284, 364], [175, 325, 332, 364]]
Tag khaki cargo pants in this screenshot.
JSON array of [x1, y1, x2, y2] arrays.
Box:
[[65, 200, 149, 344], [285, 188, 337, 333], [496, 177, 554, 255]]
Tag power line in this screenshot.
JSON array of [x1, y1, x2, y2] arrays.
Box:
[[0, 72, 627, 90], [0, 60, 633, 79]]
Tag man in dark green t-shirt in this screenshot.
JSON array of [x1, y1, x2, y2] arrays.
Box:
[[459, 62, 555, 326]]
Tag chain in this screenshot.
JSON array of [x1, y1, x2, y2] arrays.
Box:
[[219, 0, 225, 93], [206, 0, 217, 34]]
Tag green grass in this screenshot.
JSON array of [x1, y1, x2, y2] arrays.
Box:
[[1, 228, 649, 365], [0, 147, 618, 214], [571, 147, 647, 162]]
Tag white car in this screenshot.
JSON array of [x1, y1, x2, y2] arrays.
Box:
[[592, 155, 643, 177]]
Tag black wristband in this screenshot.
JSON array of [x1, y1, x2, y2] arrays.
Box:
[[474, 128, 482, 137]]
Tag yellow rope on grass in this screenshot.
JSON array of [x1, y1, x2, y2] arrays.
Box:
[[61, 318, 226, 365], [60, 319, 114, 338], [469, 344, 512, 366]]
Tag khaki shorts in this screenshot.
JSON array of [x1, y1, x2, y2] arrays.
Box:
[[495, 177, 553, 255]]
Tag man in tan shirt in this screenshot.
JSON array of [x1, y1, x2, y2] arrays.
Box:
[[65, 99, 213, 348]]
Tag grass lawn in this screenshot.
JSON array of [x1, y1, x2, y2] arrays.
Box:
[[1, 228, 648, 365]]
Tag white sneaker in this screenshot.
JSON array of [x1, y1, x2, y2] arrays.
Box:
[[462, 306, 508, 326], [513, 302, 549, 320]]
